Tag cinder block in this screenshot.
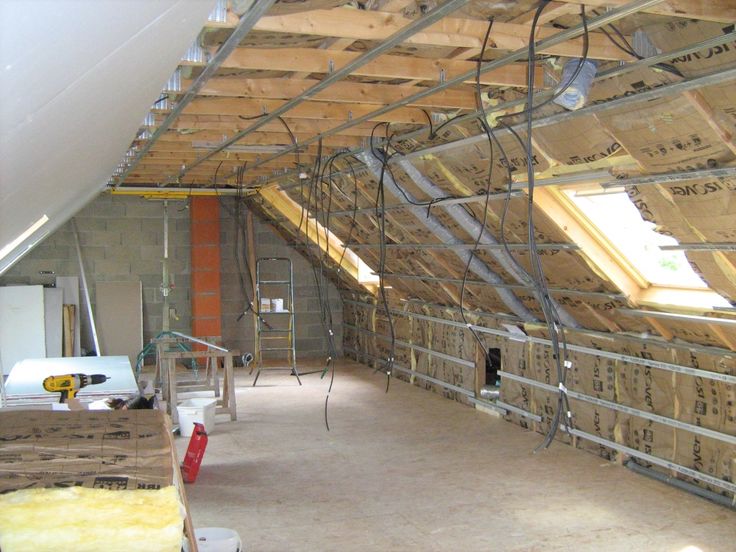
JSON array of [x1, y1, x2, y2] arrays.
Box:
[[78, 231, 122, 247], [139, 245, 164, 261], [106, 219, 142, 233], [76, 202, 126, 219], [92, 258, 132, 276]]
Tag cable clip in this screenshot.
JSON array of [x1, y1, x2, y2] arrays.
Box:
[[558, 382, 568, 394], [466, 323, 473, 329], [328, 329, 334, 336], [564, 360, 572, 369]]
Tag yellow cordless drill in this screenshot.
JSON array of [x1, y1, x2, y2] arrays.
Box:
[[42, 373, 110, 403]]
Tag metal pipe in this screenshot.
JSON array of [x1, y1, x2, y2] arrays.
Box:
[[72, 219, 101, 356], [499, 369, 736, 447], [327, 190, 525, 218], [343, 299, 736, 385], [177, 0, 470, 178], [169, 331, 229, 352], [115, 0, 277, 186], [161, 200, 170, 332], [400, 296, 736, 356], [344, 242, 578, 251], [396, 158, 581, 329], [660, 243, 736, 252], [377, 272, 625, 301], [618, 308, 736, 327], [625, 460, 735, 509], [245, 0, 668, 173], [567, 425, 736, 495], [358, 150, 537, 322]]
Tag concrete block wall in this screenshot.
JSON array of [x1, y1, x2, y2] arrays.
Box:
[[0, 194, 191, 351], [219, 198, 343, 360], [1, 193, 343, 361]]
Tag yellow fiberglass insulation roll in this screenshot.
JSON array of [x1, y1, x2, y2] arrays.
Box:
[[0, 485, 184, 552]]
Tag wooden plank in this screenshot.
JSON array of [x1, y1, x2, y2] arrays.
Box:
[[683, 90, 736, 156], [188, 77, 476, 109], [169, 115, 384, 137], [63, 305, 76, 357], [56, 276, 81, 356], [214, 47, 541, 86], [151, 129, 363, 148], [249, 8, 629, 60], [259, 187, 362, 282], [182, 97, 433, 124]]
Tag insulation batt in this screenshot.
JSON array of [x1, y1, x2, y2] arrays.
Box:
[[0, 485, 184, 552]]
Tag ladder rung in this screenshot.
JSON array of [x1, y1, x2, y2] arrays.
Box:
[[259, 280, 291, 285], [260, 336, 291, 341], [260, 347, 293, 351], [260, 311, 292, 315], [260, 330, 292, 334]]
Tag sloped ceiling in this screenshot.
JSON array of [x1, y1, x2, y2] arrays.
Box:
[[0, 0, 215, 274]]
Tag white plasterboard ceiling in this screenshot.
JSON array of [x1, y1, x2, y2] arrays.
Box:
[[0, 0, 216, 274]]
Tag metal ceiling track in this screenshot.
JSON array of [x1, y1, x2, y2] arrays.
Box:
[[251, 27, 736, 189], [398, 66, 736, 161], [388, 297, 736, 357], [344, 242, 579, 251], [343, 299, 736, 384], [241, 0, 668, 176], [174, 0, 471, 180], [376, 272, 624, 301], [114, 0, 277, 187], [282, 166, 736, 222]]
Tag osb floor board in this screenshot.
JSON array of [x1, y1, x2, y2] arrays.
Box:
[[176, 359, 733, 552]]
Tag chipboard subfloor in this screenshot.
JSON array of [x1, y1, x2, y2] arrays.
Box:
[[177, 359, 733, 551]]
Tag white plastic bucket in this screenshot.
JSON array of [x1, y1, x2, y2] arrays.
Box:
[[271, 298, 284, 312], [195, 527, 242, 552], [177, 398, 217, 437]]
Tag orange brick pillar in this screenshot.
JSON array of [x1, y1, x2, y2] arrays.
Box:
[[190, 197, 221, 342]]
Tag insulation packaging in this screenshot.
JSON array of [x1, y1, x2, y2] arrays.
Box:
[[0, 410, 185, 551]]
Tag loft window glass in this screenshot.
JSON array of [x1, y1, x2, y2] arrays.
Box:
[[565, 191, 706, 288]]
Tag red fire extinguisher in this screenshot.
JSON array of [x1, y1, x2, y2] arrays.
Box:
[[181, 422, 208, 483]]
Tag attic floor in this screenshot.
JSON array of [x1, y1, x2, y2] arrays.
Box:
[[176, 359, 733, 552]]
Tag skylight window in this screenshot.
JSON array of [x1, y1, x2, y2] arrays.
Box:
[[565, 190, 707, 288]]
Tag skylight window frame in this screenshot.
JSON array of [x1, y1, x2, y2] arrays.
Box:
[[541, 183, 728, 312]]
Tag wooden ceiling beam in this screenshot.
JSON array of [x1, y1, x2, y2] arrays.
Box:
[[180, 97, 438, 125], [168, 115, 402, 137], [185, 77, 476, 110], [201, 48, 541, 87], [242, 8, 629, 60], [148, 130, 363, 148], [143, 149, 321, 161]]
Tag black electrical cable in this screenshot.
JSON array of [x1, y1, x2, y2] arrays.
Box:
[[523, 0, 573, 451], [457, 17, 499, 378]]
